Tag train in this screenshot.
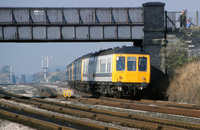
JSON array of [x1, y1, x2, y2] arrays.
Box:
[[66, 46, 150, 97]]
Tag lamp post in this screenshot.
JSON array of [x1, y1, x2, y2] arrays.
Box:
[[42, 55, 52, 83], [9, 65, 12, 83]]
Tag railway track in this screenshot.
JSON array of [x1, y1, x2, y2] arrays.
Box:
[[48, 84, 200, 110], [1, 89, 200, 130], [105, 98, 200, 110], [2, 84, 200, 115], [46, 85, 200, 118], [0, 96, 118, 129], [0, 109, 73, 130], [0, 88, 117, 129], [69, 97, 200, 118]]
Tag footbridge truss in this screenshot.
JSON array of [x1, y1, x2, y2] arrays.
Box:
[[0, 7, 144, 42]]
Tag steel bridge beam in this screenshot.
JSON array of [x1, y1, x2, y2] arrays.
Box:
[[0, 8, 144, 42]]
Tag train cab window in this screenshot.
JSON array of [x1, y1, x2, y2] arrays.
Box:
[[116, 57, 125, 71], [127, 57, 136, 71], [139, 57, 147, 71]]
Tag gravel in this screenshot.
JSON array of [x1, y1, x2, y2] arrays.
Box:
[[41, 84, 80, 97], [0, 119, 36, 130], [42, 85, 200, 125], [0, 84, 137, 130], [0, 99, 137, 130], [1, 84, 200, 129], [46, 98, 200, 125], [0, 84, 41, 97]]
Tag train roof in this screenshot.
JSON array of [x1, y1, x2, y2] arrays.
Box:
[[73, 46, 149, 62], [99, 46, 149, 56]]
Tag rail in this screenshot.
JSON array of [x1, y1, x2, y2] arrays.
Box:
[[0, 99, 116, 130], [1, 90, 200, 129]]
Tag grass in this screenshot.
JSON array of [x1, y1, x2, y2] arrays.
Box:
[[157, 33, 200, 104], [167, 60, 200, 104], [180, 27, 200, 37]]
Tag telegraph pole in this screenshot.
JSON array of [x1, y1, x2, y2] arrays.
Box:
[[196, 11, 199, 27], [9, 65, 12, 83], [42, 55, 52, 83]]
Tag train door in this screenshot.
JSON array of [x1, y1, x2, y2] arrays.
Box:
[[72, 63, 74, 81], [82, 59, 88, 81], [112, 55, 126, 83], [137, 56, 150, 84], [77, 60, 82, 81], [88, 57, 94, 81], [74, 61, 77, 81], [69, 65, 72, 81]]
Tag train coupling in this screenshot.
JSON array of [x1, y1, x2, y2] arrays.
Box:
[[140, 82, 148, 90]]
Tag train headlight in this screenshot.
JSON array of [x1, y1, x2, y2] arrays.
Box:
[[118, 87, 122, 91], [142, 77, 146, 80]]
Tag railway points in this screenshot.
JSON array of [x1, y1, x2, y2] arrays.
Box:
[[1, 84, 200, 129]]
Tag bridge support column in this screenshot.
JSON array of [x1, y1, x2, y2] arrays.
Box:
[[142, 2, 166, 72]]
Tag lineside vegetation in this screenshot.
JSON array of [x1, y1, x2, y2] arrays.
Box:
[[162, 40, 200, 104], [167, 61, 200, 104]]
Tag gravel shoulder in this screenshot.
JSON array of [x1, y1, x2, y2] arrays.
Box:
[[1, 84, 200, 129], [0, 119, 36, 130], [0, 84, 137, 130]]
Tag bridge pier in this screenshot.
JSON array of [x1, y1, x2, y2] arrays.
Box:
[[142, 2, 166, 72]]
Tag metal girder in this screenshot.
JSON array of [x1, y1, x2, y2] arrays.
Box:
[[0, 8, 144, 42]]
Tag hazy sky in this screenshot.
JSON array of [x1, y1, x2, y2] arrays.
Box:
[[0, 0, 200, 75]]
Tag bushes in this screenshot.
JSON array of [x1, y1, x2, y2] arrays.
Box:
[[167, 61, 200, 104], [162, 40, 197, 72], [162, 39, 200, 104]]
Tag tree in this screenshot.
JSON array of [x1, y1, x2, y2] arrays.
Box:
[[56, 68, 60, 72], [50, 76, 60, 83], [0, 65, 10, 73], [161, 40, 197, 74]]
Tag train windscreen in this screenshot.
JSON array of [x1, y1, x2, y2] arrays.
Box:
[[127, 57, 136, 71], [116, 56, 125, 71], [138, 57, 147, 71]]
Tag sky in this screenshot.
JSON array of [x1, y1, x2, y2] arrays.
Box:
[[0, 0, 200, 75]]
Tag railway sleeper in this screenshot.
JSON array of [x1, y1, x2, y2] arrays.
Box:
[[2, 95, 200, 130]]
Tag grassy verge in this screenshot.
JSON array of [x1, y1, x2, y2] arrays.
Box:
[[167, 60, 200, 104]]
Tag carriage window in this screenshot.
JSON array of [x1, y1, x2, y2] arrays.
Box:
[[127, 57, 136, 71], [100, 59, 106, 72], [116, 57, 125, 71], [139, 57, 147, 71], [107, 58, 112, 72]]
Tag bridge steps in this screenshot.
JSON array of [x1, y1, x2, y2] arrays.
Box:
[[167, 28, 200, 56]]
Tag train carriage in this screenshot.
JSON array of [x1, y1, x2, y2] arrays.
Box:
[[67, 46, 150, 97]]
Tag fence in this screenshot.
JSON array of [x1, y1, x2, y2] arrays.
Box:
[[166, 10, 199, 28], [187, 11, 199, 27]]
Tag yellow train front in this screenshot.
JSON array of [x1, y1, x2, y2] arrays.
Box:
[[66, 46, 150, 97]]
